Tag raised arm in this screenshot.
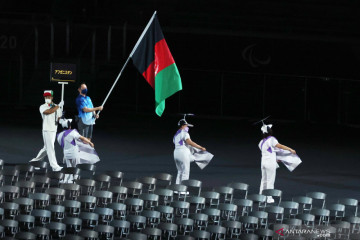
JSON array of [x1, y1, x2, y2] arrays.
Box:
[[186, 138, 206, 151], [275, 143, 296, 154], [43, 105, 60, 115]]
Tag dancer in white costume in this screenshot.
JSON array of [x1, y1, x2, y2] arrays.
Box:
[[58, 119, 94, 166], [258, 121, 296, 203], [57, 118, 94, 182], [173, 115, 206, 184], [30, 90, 64, 171]]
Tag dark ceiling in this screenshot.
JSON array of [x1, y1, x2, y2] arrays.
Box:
[[2, 0, 360, 43], [1, 0, 360, 123]]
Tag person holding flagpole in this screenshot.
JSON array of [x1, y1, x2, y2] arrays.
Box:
[[258, 122, 296, 203], [30, 90, 64, 171], [76, 83, 103, 140]]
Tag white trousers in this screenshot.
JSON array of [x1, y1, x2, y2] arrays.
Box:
[[259, 158, 277, 198], [63, 156, 78, 183], [64, 146, 80, 167], [174, 148, 193, 184], [31, 131, 61, 170]]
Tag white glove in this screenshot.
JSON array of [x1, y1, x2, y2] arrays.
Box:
[[58, 101, 64, 108]]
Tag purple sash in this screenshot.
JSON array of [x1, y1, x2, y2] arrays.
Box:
[[173, 129, 184, 146], [59, 129, 76, 149], [260, 136, 277, 153]]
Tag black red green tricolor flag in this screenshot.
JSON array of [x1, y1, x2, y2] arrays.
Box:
[[131, 12, 182, 117]]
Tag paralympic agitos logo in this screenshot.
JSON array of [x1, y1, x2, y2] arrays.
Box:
[[242, 43, 271, 68]]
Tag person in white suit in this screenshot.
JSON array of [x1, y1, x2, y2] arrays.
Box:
[[258, 123, 296, 203], [173, 118, 206, 184], [30, 90, 64, 171]]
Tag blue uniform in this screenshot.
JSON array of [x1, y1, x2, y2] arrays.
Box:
[[76, 95, 95, 138], [76, 95, 95, 125]]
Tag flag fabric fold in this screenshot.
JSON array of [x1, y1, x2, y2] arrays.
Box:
[[274, 148, 302, 172], [76, 140, 100, 165], [57, 130, 100, 165], [187, 145, 214, 170], [131, 13, 182, 116]]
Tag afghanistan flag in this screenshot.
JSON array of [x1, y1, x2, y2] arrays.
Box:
[[131, 13, 182, 117]]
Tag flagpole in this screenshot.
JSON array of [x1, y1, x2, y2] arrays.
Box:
[[96, 11, 157, 117], [129, 11, 157, 57]]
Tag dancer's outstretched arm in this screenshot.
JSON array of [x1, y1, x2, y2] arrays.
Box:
[[186, 139, 206, 151], [276, 143, 296, 154], [80, 136, 94, 148]]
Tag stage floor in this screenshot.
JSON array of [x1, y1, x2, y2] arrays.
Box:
[[1, 110, 360, 204]]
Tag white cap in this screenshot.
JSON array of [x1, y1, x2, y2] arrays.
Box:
[[178, 113, 194, 127], [253, 116, 272, 133], [59, 118, 72, 128], [261, 124, 272, 133], [178, 119, 194, 127]]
